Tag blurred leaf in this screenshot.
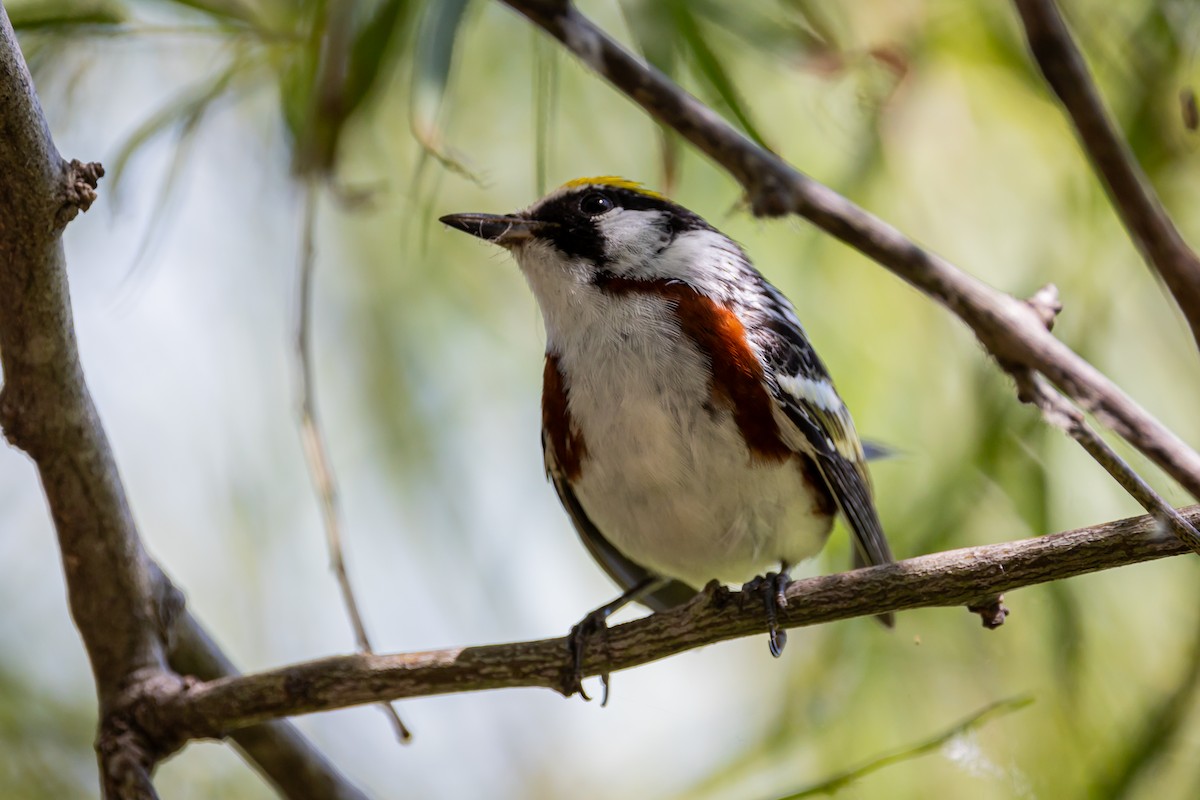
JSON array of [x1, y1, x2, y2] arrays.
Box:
[[1093, 596, 1200, 798], [343, 0, 412, 116], [1117, 5, 1184, 173], [1043, 580, 1085, 702], [657, 127, 682, 193], [287, 0, 414, 177], [775, 695, 1035, 799], [620, 0, 678, 73], [357, 309, 436, 476], [410, 0, 480, 180], [619, 0, 683, 189], [7, 0, 127, 29], [292, 1, 359, 174], [289, 0, 419, 176], [117, 105, 208, 284], [667, 0, 773, 151], [691, 0, 829, 56], [108, 57, 244, 195], [931, 1, 1042, 93], [904, 360, 1044, 557], [779, 0, 844, 52], [280, 30, 319, 148], [532, 29, 558, 195], [107, 58, 248, 292], [0, 661, 92, 797], [159, 0, 263, 28], [989, 410, 1087, 700], [410, 0, 469, 133]]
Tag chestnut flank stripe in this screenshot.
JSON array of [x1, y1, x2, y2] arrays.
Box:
[[542, 353, 588, 480]]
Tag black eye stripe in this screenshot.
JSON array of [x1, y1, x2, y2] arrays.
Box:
[[524, 185, 716, 263]]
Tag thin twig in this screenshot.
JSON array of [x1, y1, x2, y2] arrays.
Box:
[[157, 507, 1194, 736], [294, 182, 412, 742], [1014, 369, 1200, 550], [1012, 0, 1200, 354], [498, 0, 1200, 550], [773, 695, 1034, 799], [1007, 285, 1200, 551]]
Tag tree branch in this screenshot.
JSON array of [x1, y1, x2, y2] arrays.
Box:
[[0, 7, 366, 798], [0, 6, 170, 793], [1007, 286, 1200, 550], [149, 507, 1193, 738], [497, 0, 1200, 531], [1018, 369, 1200, 547], [1012, 0, 1200, 354], [169, 617, 370, 800]]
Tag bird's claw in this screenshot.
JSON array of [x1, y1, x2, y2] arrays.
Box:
[[742, 569, 792, 657], [565, 609, 612, 704]]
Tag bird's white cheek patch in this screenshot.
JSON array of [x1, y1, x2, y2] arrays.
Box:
[[595, 209, 669, 268]]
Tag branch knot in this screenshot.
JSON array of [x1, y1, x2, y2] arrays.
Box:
[[98, 671, 193, 799], [55, 159, 104, 229], [1025, 283, 1063, 331]]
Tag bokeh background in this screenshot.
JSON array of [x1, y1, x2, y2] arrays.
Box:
[[4, 0, 1200, 797]]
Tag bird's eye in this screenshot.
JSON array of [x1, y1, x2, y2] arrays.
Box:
[[579, 192, 614, 216]]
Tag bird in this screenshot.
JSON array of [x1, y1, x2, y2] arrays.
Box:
[[440, 177, 894, 695]]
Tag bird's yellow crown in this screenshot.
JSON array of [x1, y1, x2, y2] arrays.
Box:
[[557, 176, 665, 200]]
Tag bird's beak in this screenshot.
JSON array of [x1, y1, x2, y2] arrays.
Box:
[[439, 213, 549, 246]]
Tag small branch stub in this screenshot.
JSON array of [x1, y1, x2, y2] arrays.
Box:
[[1026, 283, 1063, 331], [56, 159, 104, 228], [967, 596, 1010, 629]]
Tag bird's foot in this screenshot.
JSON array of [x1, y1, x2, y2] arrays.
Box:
[[561, 577, 668, 705], [564, 607, 612, 704], [742, 568, 792, 657]]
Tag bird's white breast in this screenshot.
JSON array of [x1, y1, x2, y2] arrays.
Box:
[[539, 279, 833, 587]]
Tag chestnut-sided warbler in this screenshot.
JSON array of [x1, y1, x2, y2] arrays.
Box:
[[441, 177, 895, 691]]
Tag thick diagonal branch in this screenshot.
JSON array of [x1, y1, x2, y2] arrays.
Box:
[[0, 14, 169, 797], [0, 8, 365, 798], [153, 507, 1192, 737], [498, 0, 1200, 538], [1012, 0, 1200, 353]]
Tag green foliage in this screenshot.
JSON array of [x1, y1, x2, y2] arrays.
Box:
[[409, 0, 479, 178], [162, 0, 264, 27], [0, 663, 92, 797], [108, 57, 245, 195], [345, 0, 410, 115], [7, 0, 127, 29], [776, 696, 1034, 799], [665, 0, 772, 151]]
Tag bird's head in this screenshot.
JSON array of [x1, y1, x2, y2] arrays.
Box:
[[440, 176, 745, 293], [440, 177, 762, 346]]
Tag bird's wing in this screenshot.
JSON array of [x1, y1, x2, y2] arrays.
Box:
[[542, 432, 698, 613], [751, 292, 895, 572]]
